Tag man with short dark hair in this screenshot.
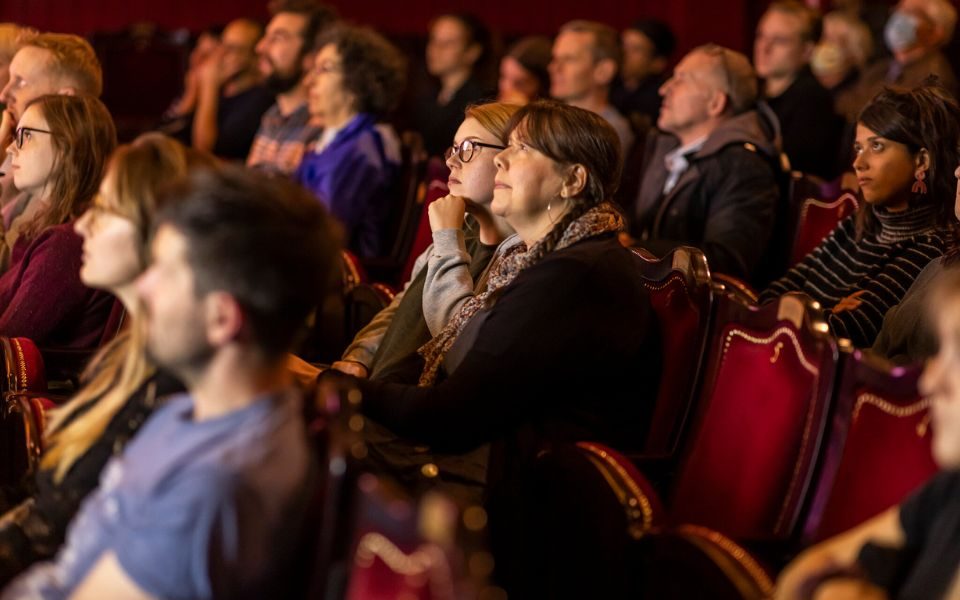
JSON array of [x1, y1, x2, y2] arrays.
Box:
[[3, 167, 340, 599], [631, 45, 783, 283], [550, 20, 634, 155], [754, 0, 842, 179], [247, 0, 337, 174], [611, 19, 676, 133]]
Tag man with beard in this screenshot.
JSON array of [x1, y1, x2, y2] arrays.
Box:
[[247, 0, 338, 174], [186, 18, 275, 160]]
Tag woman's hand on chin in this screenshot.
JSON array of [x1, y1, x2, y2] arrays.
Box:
[[428, 194, 467, 232]]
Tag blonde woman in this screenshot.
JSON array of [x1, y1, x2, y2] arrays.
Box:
[[0, 133, 192, 583]]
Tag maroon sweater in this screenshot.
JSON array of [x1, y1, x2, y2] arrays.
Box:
[[0, 223, 112, 349]]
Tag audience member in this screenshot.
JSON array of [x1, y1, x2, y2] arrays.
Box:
[[755, 0, 843, 180], [814, 11, 874, 103], [550, 20, 634, 156], [843, 0, 958, 120], [0, 33, 101, 214], [158, 27, 222, 129], [325, 100, 661, 503], [0, 94, 116, 348], [497, 36, 551, 105], [630, 44, 782, 283], [873, 151, 960, 363], [295, 24, 405, 258], [775, 268, 960, 599], [246, 0, 338, 175], [334, 101, 519, 381], [179, 18, 275, 160], [0, 24, 34, 100], [3, 165, 339, 599], [610, 19, 676, 134], [761, 82, 960, 348], [0, 133, 192, 585], [413, 14, 494, 156]]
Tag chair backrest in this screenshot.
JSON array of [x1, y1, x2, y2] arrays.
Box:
[[343, 282, 395, 341], [803, 349, 938, 543], [400, 159, 450, 283], [341, 250, 368, 294], [789, 191, 858, 266], [376, 132, 428, 275], [1, 337, 46, 395], [633, 246, 713, 455], [669, 293, 838, 541], [636, 525, 774, 600]]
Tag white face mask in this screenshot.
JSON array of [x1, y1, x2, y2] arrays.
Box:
[[811, 41, 847, 78], [884, 10, 920, 53]]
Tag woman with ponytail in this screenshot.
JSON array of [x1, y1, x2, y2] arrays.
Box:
[[0, 133, 195, 583], [328, 100, 662, 488], [760, 80, 960, 348]]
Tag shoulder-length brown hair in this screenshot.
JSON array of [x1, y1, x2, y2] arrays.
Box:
[[19, 94, 116, 240]]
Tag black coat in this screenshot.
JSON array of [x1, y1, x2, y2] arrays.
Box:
[[631, 108, 783, 282]]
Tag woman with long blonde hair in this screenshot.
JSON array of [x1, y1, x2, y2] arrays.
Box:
[[0, 132, 194, 583]]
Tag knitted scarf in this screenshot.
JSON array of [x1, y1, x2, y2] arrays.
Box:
[[417, 201, 625, 386]]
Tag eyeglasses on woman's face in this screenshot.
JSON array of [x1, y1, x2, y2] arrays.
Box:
[[444, 139, 507, 163], [14, 126, 54, 150]]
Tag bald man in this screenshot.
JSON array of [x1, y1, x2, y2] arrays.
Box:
[[188, 18, 275, 160]]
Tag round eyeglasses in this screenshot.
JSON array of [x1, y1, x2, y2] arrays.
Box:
[[444, 139, 506, 163]]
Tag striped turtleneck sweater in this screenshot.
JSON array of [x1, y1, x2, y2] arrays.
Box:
[[760, 203, 947, 348]]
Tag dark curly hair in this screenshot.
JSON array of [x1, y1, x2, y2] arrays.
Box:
[[856, 78, 960, 240], [315, 25, 406, 117]]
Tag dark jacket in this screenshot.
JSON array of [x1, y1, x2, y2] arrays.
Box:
[[631, 107, 783, 282]]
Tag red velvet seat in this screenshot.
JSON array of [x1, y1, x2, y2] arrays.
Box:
[[667, 292, 838, 541], [803, 349, 938, 542], [789, 191, 858, 266], [341, 249, 368, 294], [632, 246, 713, 455], [636, 525, 775, 599], [712, 272, 759, 306], [1, 337, 47, 395]]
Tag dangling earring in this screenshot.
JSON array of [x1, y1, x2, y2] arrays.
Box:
[[912, 169, 928, 195]]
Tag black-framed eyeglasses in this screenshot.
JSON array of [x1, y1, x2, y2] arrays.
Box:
[[444, 139, 506, 163], [14, 126, 54, 150]]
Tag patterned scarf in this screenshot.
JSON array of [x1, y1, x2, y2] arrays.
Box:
[[417, 201, 625, 386]]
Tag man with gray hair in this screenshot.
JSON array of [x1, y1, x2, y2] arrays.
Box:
[[844, 0, 957, 119], [630, 44, 783, 283], [550, 20, 634, 155]]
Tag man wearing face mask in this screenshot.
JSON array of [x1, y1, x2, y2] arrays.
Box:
[[844, 0, 957, 121]]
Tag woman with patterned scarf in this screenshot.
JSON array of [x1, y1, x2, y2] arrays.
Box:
[[325, 100, 663, 496]]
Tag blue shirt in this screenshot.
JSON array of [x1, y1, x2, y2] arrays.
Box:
[[295, 113, 400, 258], [4, 390, 311, 600]]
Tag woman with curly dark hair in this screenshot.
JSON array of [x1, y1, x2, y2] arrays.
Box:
[[295, 24, 406, 257]]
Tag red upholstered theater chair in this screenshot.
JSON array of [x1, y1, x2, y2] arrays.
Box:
[[712, 272, 759, 306], [632, 246, 713, 455], [400, 158, 451, 284], [802, 348, 938, 543], [341, 476, 497, 600], [0, 337, 49, 486], [361, 132, 429, 286], [665, 292, 839, 543], [789, 190, 858, 267], [341, 249, 368, 294]]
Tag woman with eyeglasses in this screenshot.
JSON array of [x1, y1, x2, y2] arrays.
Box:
[[294, 24, 406, 258], [324, 100, 661, 505], [0, 94, 116, 349], [0, 133, 197, 584], [334, 101, 519, 382]]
